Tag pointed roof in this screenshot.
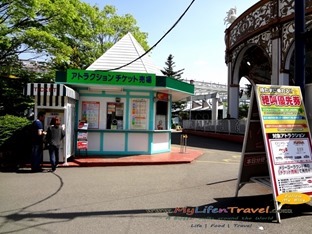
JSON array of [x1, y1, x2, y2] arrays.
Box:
[[87, 32, 162, 75]]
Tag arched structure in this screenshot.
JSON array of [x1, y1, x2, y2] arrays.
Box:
[[225, 0, 312, 120]]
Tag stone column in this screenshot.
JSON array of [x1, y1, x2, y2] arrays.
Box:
[[279, 72, 289, 85], [271, 36, 281, 85], [211, 95, 219, 121], [228, 84, 239, 118]]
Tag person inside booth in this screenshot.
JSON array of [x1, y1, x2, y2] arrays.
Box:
[[155, 100, 168, 130], [157, 120, 163, 130]]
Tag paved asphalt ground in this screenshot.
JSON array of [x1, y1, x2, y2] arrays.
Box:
[[1, 132, 312, 234]]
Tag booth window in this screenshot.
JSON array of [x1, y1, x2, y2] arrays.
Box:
[[155, 101, 168, 130], [107, 102, 124, 129]]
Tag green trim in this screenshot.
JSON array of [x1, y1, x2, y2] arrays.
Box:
[[56, 70, 194, 95], [56, 71, 67, 82], [57, 69, 156, 86], [156, 76, 194, 94]]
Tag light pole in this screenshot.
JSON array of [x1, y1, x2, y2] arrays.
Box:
[[295, 0, 306, 100]]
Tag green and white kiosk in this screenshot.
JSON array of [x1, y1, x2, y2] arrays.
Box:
[[26, 70, 193, 159], [25, 32, 194, 159], [54, 69, 194, 156]]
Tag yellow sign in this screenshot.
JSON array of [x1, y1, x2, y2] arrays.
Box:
[[276, 192, 311, 205], [255, 85, 312, 197]]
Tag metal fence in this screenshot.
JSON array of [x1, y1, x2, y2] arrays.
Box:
[[182, 119, 246, 135]]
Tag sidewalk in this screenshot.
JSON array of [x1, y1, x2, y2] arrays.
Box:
[[20, 131, 240, 169], [47, 146, 204, 167]]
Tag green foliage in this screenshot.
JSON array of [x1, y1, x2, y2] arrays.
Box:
[[161, 54, 186, 119], [0, 115, 33, 168], [0, 115, 31, 148], [0, 66, 36, 116], [239, 104, 249, 119], [0, 0, 149, 116], [1, 0, 149, 70], [161, 54, 185, 80]]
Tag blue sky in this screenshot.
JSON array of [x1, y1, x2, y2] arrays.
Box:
[[84, 0, 259, 84]]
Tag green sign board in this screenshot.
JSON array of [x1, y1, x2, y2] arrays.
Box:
[[66, 69, 156, 86]]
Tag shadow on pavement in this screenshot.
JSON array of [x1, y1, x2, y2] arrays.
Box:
[[4, 194, 311, 231], [171, 132, 242, 152], [168, 194, 312, 223]]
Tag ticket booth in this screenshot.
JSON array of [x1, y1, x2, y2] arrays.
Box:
[[25, 83, 79, 164], [54, 69, 194, 156]]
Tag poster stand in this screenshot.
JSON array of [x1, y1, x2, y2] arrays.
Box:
[[236, 85, 312, 223], [77, 121, 88, 156]]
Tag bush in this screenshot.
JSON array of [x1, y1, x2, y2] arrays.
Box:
[[0, 115, 32, 169]]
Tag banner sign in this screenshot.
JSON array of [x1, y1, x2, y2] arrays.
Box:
[[255, 85, 312, 196], [66, 69, 156, 86]]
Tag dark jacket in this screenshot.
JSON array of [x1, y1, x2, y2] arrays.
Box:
[[46, 126, 65, 148]]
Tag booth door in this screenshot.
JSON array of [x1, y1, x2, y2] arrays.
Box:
[[42, 111, 65, 163]]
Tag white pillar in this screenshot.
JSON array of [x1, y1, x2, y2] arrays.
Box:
[[271, 38, 281, 85], [228, 85, 239, 118], [226, 57, 239, 119], [279, 73, 289, 85], [212, 97, 218, 121]]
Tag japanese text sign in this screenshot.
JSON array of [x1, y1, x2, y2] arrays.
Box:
[[66, 69, 156, 86], [256, 85, 312, 196]]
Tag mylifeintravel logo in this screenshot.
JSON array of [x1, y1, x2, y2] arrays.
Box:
[[172, 206, 292, 216], [145, 206, 292, 215]]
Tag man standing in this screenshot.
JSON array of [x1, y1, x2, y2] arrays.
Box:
[[31, 111, 46, 172], [46, 117, 65, 172]]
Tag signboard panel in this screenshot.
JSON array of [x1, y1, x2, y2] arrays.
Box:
[[236, 85, 312, 223], [77, 122, 88, 150], [256, 85, 312, 196], [66, 69, 156, 86], [81, 101, 100, 129], [130, 98, 148, 130], [77, 141, 88, 150]]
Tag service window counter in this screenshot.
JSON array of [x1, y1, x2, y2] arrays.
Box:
[[25, 83, 79, 164], [107, 102, 124, 129]]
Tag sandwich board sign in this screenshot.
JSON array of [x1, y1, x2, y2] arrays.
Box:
[[236, 85, 312, 223]]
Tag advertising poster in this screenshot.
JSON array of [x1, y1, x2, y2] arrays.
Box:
[[77, 141, 88, 150], [255, 85, 312, 196], [130, 99, 147, 130], [82, 101, 100, 129], [77, 121, 88, 150]]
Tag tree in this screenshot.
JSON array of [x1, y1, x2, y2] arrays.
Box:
[[0, 0, 149, 71], [161, 54, 187, 123], [0, 0, 149, 116], [161, 54, 185, 80], [50, 4, 149, 70]]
